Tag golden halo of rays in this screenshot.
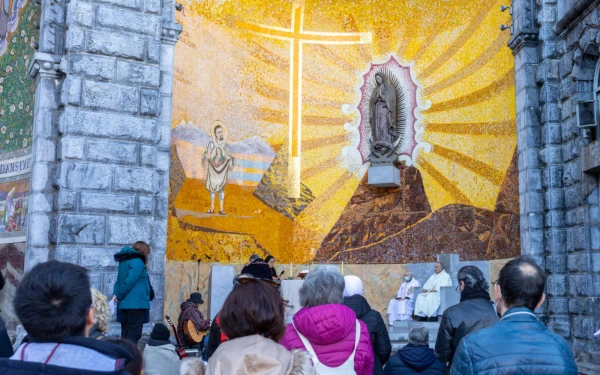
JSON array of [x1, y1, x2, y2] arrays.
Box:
[[171, 0, 516, 262]]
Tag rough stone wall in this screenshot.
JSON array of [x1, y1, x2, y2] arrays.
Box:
[[26, 0, 180, 323], [512, 0, 600, 359]]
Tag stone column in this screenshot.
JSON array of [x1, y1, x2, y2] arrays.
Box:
[[509, 0, 545, 267], [25, 0, 180, 324], [25, 0, 67, 270]]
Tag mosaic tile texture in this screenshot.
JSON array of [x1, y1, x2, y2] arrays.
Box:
[[168, 0, 519, 264]]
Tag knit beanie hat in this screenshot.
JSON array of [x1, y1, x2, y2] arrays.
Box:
[[151, 323, 170, 341]]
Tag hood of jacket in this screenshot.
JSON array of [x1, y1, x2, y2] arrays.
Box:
[[292, 304, 357, 346], [207, 335, 314, 375], [398, 344, 437, 372], [113, 246, 146, 264], [180, 301, 198, 312], [343, 295, 371, 319]]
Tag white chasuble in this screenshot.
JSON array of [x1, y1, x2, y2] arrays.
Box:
[[414, 270, 453, 317], [387, 278, 421, 324]]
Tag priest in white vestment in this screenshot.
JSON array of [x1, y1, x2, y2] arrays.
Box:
[[414, 262, 453, 320], [387, 270, 421, 325]]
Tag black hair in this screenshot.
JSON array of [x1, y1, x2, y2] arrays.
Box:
[[457, 266, 488, 292], [0, 271, 4, 291], [14, 260, 92, 342], [498, 256, 546, 311], [105, 338, 143, 375], [214, 125, 223, 137], [264, 255, 275, 263]]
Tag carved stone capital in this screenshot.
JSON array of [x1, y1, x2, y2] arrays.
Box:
[[508, 32, 539, 53], [162, 21, 183, 45], [28, 52, 63, 80]]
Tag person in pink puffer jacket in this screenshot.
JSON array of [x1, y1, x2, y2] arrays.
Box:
[[279, 266, 374, 375]]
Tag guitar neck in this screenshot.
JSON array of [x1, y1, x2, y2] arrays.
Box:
[[165, 315, 185, 347]]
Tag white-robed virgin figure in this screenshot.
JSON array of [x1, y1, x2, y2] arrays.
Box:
[[387, 270, 421, 325], [202, 121, 235, 215], [414, 262, 453, 320]]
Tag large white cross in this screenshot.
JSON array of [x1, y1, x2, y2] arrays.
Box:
[[238, 4, 371, 198]]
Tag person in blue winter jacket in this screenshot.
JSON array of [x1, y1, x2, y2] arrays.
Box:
[[113, 242, 151, 344], [384, 325, 445, 375], [451, 256, 578, 375]]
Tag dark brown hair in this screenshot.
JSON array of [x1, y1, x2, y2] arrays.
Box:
[[132, 241, 151, 263], [219, 279, 285, 341], [499, 256, 546, 311], [105, 338, 143, 375]]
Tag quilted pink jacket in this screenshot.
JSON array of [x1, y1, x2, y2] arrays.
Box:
[[279, 304, 374, 375]]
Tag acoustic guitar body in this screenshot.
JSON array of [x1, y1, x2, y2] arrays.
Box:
[[184, 320, 208, 344]]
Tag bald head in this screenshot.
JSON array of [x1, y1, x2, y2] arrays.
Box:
[[498, 256, 545, 311]]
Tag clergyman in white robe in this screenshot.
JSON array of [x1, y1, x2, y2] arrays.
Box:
[[387, 272, 421, 325], [414, 263, 453, 318]]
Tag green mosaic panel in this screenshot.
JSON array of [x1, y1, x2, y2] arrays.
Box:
[[0, 0, 39, 153]]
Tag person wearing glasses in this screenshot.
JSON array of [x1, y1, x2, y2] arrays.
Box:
[[434, 266, 498, 371]]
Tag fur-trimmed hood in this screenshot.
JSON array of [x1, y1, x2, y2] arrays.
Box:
[[206, 334, 315, 375], [113, 246, 147, 264]]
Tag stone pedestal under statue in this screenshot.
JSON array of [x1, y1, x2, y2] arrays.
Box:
[[368, 163, 401, 187]]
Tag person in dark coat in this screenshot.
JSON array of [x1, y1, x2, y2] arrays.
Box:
[[0, 261, 133, 374], [451, 256, 578, 375], [384, 325, 445, 375], [435, 266, 499, 369], [343, 275, 391, 375], [240, 254, 272, 280], [113, 242, 151, 344], [0, 271, 13, 358]]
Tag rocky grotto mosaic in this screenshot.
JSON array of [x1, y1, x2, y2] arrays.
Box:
[[168, 0, 520, 264]]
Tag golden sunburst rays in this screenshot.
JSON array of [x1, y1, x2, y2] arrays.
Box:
[[171, 0, 517, 246]]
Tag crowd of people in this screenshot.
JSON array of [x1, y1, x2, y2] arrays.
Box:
[[0, 247, 580, 374]]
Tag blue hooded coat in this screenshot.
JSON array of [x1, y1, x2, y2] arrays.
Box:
[[112, 247, 150, 310]]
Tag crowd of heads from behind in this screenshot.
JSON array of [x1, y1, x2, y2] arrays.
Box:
[[0, 254, 579, 375]]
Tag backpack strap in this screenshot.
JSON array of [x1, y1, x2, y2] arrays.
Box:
[[347, 320, 361, 362], [291, 321, 321, 365]]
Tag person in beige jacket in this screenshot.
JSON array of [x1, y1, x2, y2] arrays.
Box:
[[181, 276, 314, 375]]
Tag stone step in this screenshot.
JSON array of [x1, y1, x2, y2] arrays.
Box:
[[388, 329, 439, 342], [577, 362, 600, 375], [392, 320, 440, 329], [588, 352, 600, 366]]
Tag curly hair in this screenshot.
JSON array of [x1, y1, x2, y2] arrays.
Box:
[[91, 288, 110, 334]]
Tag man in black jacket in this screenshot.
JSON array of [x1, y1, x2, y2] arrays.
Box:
[[0, 261, 133, 374], [0, 271, 13, 358], [434, 265, 498, 369]]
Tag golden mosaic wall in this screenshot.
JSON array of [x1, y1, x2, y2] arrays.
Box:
[[168, 0, 519, 264]]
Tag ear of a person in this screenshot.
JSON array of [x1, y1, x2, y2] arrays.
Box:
[[535, 293, 546, 310]]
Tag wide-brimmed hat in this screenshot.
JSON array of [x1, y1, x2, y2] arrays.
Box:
[[236, 273, 280, 287], [186, 292, 204, 304]]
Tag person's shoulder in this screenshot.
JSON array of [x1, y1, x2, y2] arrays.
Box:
[[461, 322, 500, 344]]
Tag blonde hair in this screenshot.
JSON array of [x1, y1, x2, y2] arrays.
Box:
[[91, 288, 109, 334]]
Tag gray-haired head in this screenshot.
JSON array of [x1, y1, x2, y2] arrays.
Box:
[[436, 261, 445, 270], [299, 266, 344, 307], [408, 325, 429, 347], [249, 254, 260, 262], [457, 265, 488, 292]]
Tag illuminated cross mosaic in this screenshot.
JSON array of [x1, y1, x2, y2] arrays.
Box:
[[237, 3, 372, 198]]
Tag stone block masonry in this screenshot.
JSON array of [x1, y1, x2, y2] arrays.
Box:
[[25, 0, 181, 330], [511, 0, 600, 361]]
